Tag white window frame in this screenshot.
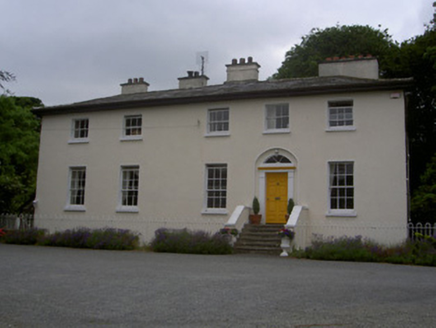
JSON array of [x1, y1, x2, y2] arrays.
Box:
[[326, 100, 355, 132], [202, 164, 228, 214], [117, 166, 140, 213], [264, 103, 290, 134], [206, 108, 230, 137], [65, 166, 86, 211], [121, 115, 142, 141], [326, 161, 356, 217], [69, 118, 89, 143]]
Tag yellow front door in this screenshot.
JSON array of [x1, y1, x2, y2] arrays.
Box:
[[266, 172, 288, 224]]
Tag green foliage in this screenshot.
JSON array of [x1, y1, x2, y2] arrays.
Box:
[[395, 27, 436, 196], [287, 198, 295, 215], [151, 228, 233, 254], [273, 25, 398, 79], [0, 96, 42, 213], [252, 196, 260, 214], [292, 235, 436, 266], [411, 154, 436, 224]]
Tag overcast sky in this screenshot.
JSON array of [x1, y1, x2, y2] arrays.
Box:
[[1, 0, 434, 106]]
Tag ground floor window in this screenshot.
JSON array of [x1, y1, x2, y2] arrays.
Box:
[[205, 164, 227, 210], [67, 167, 86, 209], [329, 162, 354, 212], [119, 166, 140, 209]]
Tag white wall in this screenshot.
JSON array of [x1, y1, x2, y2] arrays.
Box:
[[35, 90, 408, 245]]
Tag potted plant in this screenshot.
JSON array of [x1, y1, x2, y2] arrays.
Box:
[[278, 227, 295, 257], [249, 196, 262, 224], [285, 198, 295, 220]]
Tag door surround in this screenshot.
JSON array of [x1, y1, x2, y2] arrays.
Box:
[[256, 149, 296, 224]]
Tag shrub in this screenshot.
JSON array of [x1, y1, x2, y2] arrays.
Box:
[[293, 234, 436, 266], [0, 228, 46, 245], [151, 228, 233, 255], [38, 227, 140, 250]]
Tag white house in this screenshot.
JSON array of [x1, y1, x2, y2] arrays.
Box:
[[33, 56, 412, 248]]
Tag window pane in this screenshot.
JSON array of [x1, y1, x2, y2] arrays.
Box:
[[328, 101, 353, 128], [121, 167, 139, 206], [206, 165, 227, 209], [329, 162, 354, 210], [69, 167, 86, 205], [73, 119, 89, 139], [208, 108, 229, 133], [266, 104, 289, 130]]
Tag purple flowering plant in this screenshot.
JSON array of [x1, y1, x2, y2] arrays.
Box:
[[219, 227, 238, 236], [278, 228, 295, 240]]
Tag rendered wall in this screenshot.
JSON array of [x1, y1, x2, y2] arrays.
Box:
[[34, 90, 407, 245]]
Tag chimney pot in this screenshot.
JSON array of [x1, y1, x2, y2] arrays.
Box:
[[232, 58, 237, 65], [187, 71, 194, 77], [239, 58, 246, 64], [128, 78, 133, 84], [194, 71, 199, 77], [133, 78, 138, 83], [139, 77, 144, 83], [247, 56, 253, 63]]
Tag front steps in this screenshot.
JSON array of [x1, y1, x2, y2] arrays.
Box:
[[234, 224, 283, 255]]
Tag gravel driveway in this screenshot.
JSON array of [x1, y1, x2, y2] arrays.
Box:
[[1, 244, 435, 327]]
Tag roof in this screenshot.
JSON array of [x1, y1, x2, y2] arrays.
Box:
[[33, 75, 413, 116]]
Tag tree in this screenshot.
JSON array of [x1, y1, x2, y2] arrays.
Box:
[[273, 12, 436, 220], [0, 96, 42, 213], [0, 70, 15, 92], [411, 153, 436, 224], [273, 25, 399, 79]]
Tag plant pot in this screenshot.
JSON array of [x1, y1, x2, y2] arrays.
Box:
[[249, 214, 262, 225], [280, 236, 292, 257]]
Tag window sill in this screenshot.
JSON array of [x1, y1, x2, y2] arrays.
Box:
[[263, 129, 290, 135], [326, 210, 357, 217], [204, 132, 230, 138], [64, 205, 86, 212], [201, 209, 228, 215], [120, 136, 143, 142], [68, 139, 89, 144], [326, 127, 356, 132], [116, 206, 139, 213]]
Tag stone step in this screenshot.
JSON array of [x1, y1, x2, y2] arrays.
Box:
[[234, 246, 282, 255], [234, 224, 283, 255]]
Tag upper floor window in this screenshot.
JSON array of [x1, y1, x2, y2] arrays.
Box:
[[265, 103, 289, 133], [327, 100, 354, 131], [117, 166, 140, 212], [65, 166, 86, 211], [122, 115, 142, 140], [207, 108, 229, 136], [328, 161, 356, 217], [69, 118, 89, 143]]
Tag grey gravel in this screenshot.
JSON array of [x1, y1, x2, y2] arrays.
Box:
[[1, 244, 435, 328]]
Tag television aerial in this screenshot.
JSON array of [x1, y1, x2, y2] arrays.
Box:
[[196, 51, 209, 76]]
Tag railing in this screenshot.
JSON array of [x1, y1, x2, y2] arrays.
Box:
[[283, 205, 308, 251], [224, 205, 251, 233], [0, 213, 34, 230], [408, 222, 436, 241]]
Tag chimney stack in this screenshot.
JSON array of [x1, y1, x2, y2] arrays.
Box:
[[178, 71, 209, 89], [120, 77, 149, 94], [319, 56, 379, 79], [225, 57, 260, 83]]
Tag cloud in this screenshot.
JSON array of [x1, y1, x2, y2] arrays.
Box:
[[1, 0, 433, 106]]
